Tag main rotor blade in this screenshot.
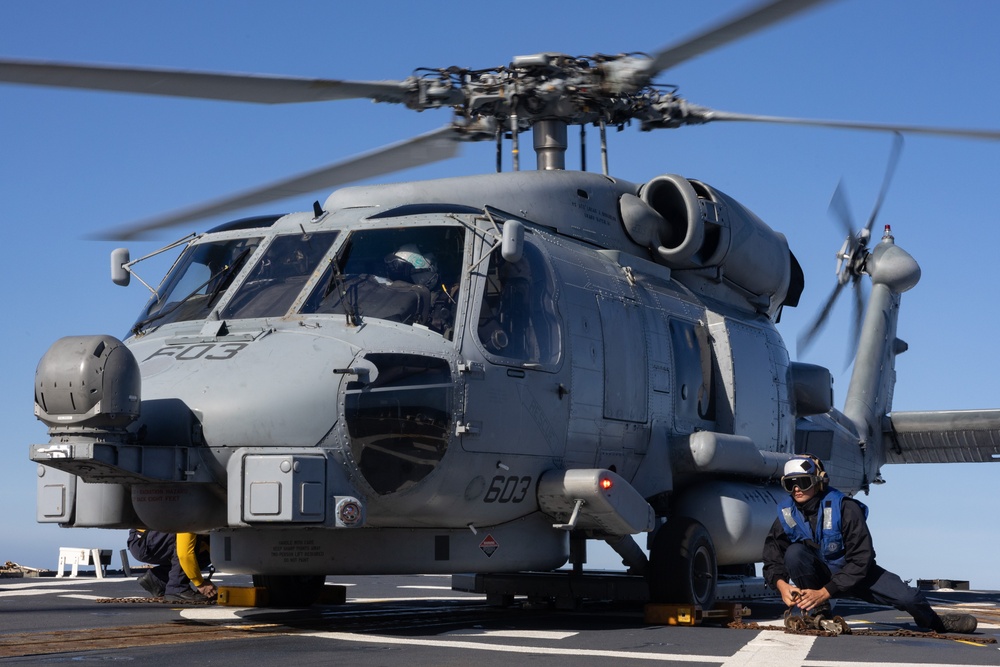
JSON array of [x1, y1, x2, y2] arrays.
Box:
[[697, 108, 1000, 141], [98, 126, 464, 240], [640, 0, 831, 81], [0, 58, 412, 104]]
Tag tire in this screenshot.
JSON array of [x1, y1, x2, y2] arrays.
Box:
[[252, 574, 327, 607], [647, 517, 717, 608]]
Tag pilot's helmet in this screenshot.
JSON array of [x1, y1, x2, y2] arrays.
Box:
[[385, 244, 439, 290]]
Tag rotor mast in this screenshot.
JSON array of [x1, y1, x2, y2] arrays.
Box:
[[532, 120, 569, 171]]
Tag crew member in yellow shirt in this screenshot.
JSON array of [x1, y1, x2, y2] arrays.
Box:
[[127, 529, 216, 602]]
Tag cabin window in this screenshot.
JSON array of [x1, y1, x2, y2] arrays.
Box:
[[670, 319, 716, 423], [344, 353, 453, 495], [221, 231, 339, 319], [301, 226, 464, 339], [132, 236, 262, 332], [476, 238, 562, 367]]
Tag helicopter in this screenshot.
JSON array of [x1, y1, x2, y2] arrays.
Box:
[[5, 0, 1000, 608]]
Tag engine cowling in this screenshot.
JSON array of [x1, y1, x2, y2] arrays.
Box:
[[621, 174, 803, 315]]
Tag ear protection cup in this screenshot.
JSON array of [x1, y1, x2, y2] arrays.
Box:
[[806, 455, 829, 490]]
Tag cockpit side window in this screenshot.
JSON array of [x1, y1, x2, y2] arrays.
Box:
[[301, 226, 464, 339], [344, 353, 453, 495], [221, 231, 339, 320], [476, 238, 562, 367], [132, 236, 262, 332]]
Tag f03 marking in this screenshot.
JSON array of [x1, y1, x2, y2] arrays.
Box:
[[144, 342, 248, 362], [483, 475, 531, 503]]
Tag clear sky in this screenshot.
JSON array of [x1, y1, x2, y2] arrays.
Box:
[[2, 1, 998, 588]]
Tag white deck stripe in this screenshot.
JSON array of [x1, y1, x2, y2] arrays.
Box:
[[304, 630, 729, 662], [306, 628, 998, 667], [721, 631, 815, 666], [443, 629, 577, 640], [0, 589, 80, 597]]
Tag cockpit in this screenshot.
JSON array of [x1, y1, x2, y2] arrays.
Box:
[[129, 222, 465, 340], [301, 226, 464, 338]]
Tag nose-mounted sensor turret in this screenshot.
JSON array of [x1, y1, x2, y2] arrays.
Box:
[[34, 335, 141, 432]]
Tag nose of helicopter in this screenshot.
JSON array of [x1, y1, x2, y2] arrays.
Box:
[[128, 328, 356, 450]]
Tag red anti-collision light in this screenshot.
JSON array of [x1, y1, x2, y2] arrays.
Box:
[[600, 477, 613, 490]]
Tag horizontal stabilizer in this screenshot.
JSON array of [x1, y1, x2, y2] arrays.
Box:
[[884, 410, 1000, 463]]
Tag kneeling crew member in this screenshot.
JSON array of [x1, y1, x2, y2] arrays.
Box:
[[762, 455, 977, 634], [127, 530, 216, 602]]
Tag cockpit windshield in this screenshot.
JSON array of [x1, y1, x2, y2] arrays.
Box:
[[130, 232, 343, 333], [132, 236, 262, 332], [221, 231, 339, 320], [301, 226, 464, 339]]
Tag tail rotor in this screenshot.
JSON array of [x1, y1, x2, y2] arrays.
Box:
[[797, 133, 904, 360]]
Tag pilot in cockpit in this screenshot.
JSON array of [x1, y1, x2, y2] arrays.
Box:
[[377, 244, 434, 327], [304, 233, 459, 338], [384, 244, 459, 337], [384, 244, 438, 290]]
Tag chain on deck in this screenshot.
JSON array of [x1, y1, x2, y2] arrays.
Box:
[[728, 619, 997, 644]]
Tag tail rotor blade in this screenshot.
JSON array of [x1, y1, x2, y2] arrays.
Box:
[[828, 179, 855, 239], [803, 135, 903, 361], [863, 132, 904, 237], [797, 280, 844, 355]]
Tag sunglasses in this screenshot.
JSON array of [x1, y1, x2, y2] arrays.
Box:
[[781, 475, 815, 493]]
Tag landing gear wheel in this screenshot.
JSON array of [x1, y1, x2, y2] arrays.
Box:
[[647, 517, 717, 608], [252, 574, 326, 607]]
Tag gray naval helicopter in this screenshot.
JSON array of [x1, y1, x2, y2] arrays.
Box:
[[6, 0, 1000, 607]]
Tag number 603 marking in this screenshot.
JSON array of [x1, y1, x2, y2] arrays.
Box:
[[483, 475, 532, 503]]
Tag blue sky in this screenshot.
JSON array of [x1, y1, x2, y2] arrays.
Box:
[[2, 1, 999, 588]]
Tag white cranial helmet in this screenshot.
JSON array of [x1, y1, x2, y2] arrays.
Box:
[[386, 244, 439, 289], [783, 457, 819, 477]]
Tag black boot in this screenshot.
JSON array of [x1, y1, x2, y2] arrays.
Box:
[[137, 571, 165, 597], [938, 613, 977, 634]]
